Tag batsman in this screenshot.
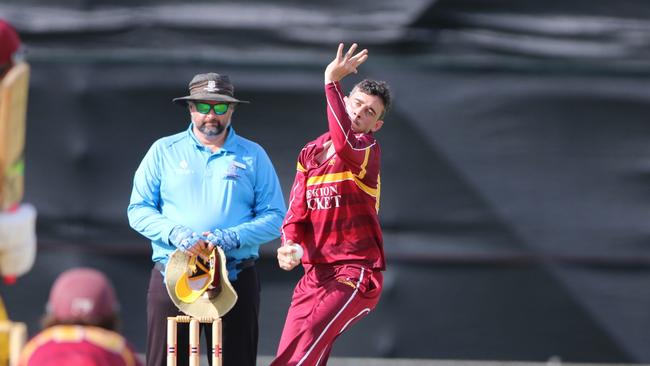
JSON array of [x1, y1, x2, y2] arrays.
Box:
[[0, 19, 37, 365], [273, 43, 392, 365]]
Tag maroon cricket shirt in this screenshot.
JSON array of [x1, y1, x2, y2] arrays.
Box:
[[281, 81, 385, 270], [18, 325, 142, 366]]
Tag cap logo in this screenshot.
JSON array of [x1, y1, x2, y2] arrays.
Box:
[[205, 80, 219, 93], [70, 298, 94, 317]]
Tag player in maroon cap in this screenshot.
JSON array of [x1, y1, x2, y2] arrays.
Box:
[[18, 268, 143, 366], [0, 19, 22, 79], [271, 43, 392, 365]]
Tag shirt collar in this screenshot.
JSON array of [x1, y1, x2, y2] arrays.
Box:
[[186, 123, 238, 153]]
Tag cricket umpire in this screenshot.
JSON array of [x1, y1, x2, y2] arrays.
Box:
[[128, 73, 286, 366]]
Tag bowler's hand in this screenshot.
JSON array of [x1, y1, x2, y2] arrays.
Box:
[[277, 240, 301, 271], [325, 43, 368, 84]]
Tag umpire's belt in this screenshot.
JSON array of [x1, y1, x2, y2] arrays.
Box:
[[231, 257, 256, 270], [154, 257, 255, 272]]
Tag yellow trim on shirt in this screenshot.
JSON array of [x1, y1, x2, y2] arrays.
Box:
[[296, 162, 307, 172], [306, 172, 378, 198], [356, 149, 371, 179], [52, 325, 85, 342], [307, 172, 353, 186], [376, 174, 381, 212], [353, 175, 378, 198]]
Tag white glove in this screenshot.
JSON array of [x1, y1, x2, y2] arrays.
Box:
[[0, 204, 37, 283]]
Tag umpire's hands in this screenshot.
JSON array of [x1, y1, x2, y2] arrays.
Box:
[[204, 228, 240, 252], [169, 225, 213, 260], [277, 240, 301, 271]]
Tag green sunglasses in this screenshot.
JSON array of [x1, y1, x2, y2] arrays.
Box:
[[194, 102, 229, 115]]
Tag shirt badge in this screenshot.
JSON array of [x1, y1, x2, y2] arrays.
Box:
[[225, 161, 247, 179], [175, 160, 193, 175]]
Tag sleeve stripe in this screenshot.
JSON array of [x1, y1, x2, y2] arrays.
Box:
[[375, 174, 381, 212], [355, 148, 371, 179], [281, 175, 305, 242], [306, 172, 378, 198]]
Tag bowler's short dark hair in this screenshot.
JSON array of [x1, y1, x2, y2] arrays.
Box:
[[351, 79, 392, 119]]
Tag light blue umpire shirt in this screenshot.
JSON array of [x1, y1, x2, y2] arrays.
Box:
[[128, 124, 286, 280]]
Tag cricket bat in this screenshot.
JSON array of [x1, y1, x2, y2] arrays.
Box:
[[0, 62, 29, 211]]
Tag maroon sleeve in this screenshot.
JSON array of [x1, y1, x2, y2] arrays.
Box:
[[325, 81, 378, 176], [281, 153, 309, 244]]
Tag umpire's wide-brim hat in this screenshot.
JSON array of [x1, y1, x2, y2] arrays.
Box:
[[165, 247, 238, 318], [172, 73, 249, 105]]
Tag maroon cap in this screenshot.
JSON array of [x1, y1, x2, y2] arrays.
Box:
[[47, 268, 119, 323], [0, 20, 20, 66]]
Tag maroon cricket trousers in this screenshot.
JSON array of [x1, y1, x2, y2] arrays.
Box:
[[271, 263, 383, 366]]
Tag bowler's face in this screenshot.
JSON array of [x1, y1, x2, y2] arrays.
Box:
[[344, 91, 384, 134], [189, 101, 234, 138]]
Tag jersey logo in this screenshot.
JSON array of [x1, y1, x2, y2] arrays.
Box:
[[175, 160, 194, 175], [306, 185, 342, 210]]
